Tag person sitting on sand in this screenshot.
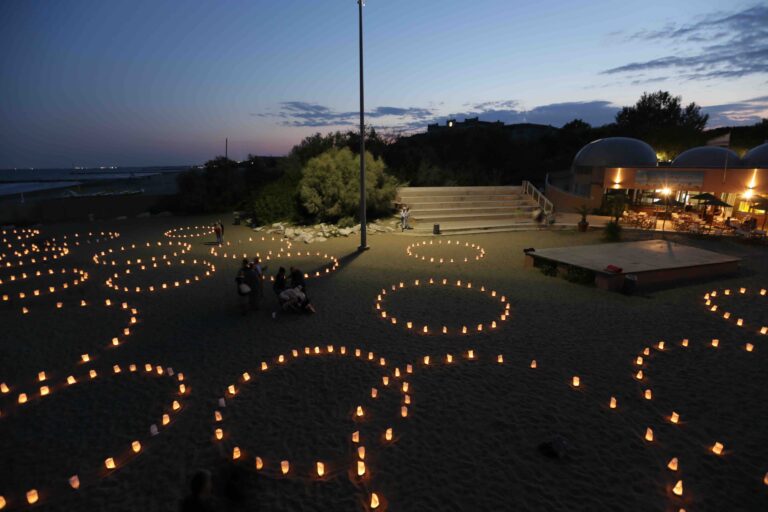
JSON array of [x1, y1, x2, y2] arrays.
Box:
[[179, 469, 215, 512], [285, 267, 316, 313], [273, 267, 287, 296], [235, 259, 252, 315]]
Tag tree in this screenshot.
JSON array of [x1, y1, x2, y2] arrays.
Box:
[[616, 91, 708, 132], [298, 147, 398, 224]]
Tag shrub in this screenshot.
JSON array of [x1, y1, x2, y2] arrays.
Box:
[[298, 147, 398, 223], [603, 220, 623, 242], [244, 174, 299, 226]]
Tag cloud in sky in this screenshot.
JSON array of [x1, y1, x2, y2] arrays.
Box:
[[254, 102, 436, 128], [603, 5, 768, 81], [702, 95, 768, 127]]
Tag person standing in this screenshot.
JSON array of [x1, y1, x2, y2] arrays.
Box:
[[252, 256, 266, 310], [214, 223, 222, 245], [235, 258, 252, 315], [219, 220, 225, 243]]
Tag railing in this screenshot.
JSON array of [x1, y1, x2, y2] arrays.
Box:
[[522, 180, 554, 214]]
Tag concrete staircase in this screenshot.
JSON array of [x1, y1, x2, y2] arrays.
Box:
[[396, 186, 544, 235]]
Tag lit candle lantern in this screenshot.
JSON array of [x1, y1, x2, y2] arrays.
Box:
[[530, 360, 537, 368], [644, 389, 652, 400], [477, 324, 483, 332], [404, 394, 411, 404], [609, 396, 617, 409], [635, 356, 643, 365], [667, 457, 678, 471], [81, 354, 90, 363], [681, 339, 689, 347], [228, 385, 236, 396], [232, 447, 241, 460], [442, 326, 448, 334], [368, 352, 374, 360], [636, 370, 644, 380], [497, 354, 503, 363], [256, 457, 263, 470], [18, 393, 28, 404], [673, 480, 683, 496], [643, 347, 650, 356], [424, 355, 430, 365], [370, 493, 380, 509], [0, 383, 8, 394], [358, 460, 366, 476], [711, 339, 719, 348], [394, 368, 400, 377], [645, 427, 654, 442], [446, 354, 453, 363], [356, 406, 364, 417], [172, 400, 180, 411], [746, 343, 754, 352], [67, 375, 76, 385], [281, 460, 289, 474], [712, 442, 724, 455], [242, 372, 251, 382], [261, 362, 268, 371], [401, 406, 408, 417], [69, 475, 80, 489], [113, 365, 121, 373], [407, 321, 413, 329], [132, 441, 141, 453], [658, 341, 665, 350], [40, 386, 49, 396], [112, 337, 120, 346], [407, 364, 413, 373], [371, 388, 378, 398], [179, 384, 186, 394], [385, 427, 393, 441], [316, 461, 325, 477], [737, 318, 743, 326], [462, 326, 468, 334], [162, 414, 170, 425], [352, 431, 359, 443], [38, 371, 46, 381], [358, 446, 366, 460], [468, 350, 475, 359], [670, 412, 680, 424], [382, 376, 389, 386], [572, 376, 580, 387], [105, 457, 116, 469], [761, 327, 767, 335], [402, 382, 409, 392], [26, 490, 38, 505], [724, 312, 731, 319]]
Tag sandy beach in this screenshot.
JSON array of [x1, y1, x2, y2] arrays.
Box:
[[1, 216, 766, 511]]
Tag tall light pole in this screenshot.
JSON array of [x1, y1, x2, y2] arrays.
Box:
[[357, 0, 368, 251]]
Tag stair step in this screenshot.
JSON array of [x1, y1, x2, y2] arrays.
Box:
[[398, 186, 522, 197], [412, 206, 537, 216], [400, 195, 529, 204]]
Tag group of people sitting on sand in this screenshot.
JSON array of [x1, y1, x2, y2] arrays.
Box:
[[235, 258, 315, 316]]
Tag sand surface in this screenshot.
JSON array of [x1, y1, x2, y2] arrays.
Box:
[[1, 216, 766, 511]]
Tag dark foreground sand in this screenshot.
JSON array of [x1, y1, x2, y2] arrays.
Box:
[[1, 216, 767, 512]]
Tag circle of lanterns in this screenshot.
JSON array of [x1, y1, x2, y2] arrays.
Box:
[[212, 345, 404, 508], [0, 267, 89, 307], [163, 225, 215, 239], [1, 228, 41, 244], [405, 239, 486, 264], [208, 236, 292, 261], [703, 287, 768, 337], [0, 362, 188, 509], [629, 336, 768, 507], [375, 278, 510, 335], [43, 230, 121, 248], [0, 239, 69, 269], [0, 298, 141, 397]]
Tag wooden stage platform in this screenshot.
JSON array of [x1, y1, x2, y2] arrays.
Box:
[[524, 240, 741, 291]]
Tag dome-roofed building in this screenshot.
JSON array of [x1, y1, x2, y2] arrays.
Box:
[[572, 137, 657, 169], [672, 146, 744, 168], [743, 143, 768, 168]]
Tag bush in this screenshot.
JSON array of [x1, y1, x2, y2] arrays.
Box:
[[244, 174, 299, 226], [298, 147, 398, 223], [603, 220, 623, 242]]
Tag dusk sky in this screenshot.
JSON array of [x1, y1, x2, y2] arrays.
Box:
[[1, 0, 766, 168]]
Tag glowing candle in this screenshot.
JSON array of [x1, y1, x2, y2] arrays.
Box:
[[112, 337, 120, 346], [635, 357, 643, 365], [407, 321, 413, 329], [67, 375, 76, 385], [724, 312, 731, 319], [132, 441, 141, 453], [711, 339, 719, 348], [681, 339, 689, 347], [242, 372, 251, 381], [446, 354, 453, 363], [395, 368, 400, 377], [18, 393, 27, 404], [358, 446, 366, 460], [667, 457, 678, 471], [81, 354, 90, 363], [370, 493, 380, 509], [737, 318, 743, 326], [105, 457, 116, 469], [424, 355, 430, 365], [69, 475, 80, 489], [609, 396, 617, 409], [761, 327, 767, 335], [658, 341, 665, 350], [462, 326, 467, 334], [172, 400, 181, 411], [636, 370, 644, 380], [228, 384, 236, 396], [232, 447, 241, 460], [422, 325, 428, 334], [497, 354, 504, 363], [572, 376, 580, 387], [643, 347, 650, 356], [281, 460, 289, 474], [407, 364, 413, 373], [113, 365, 121, 373], [261, 362, 268, 371], [26, 490, 38, 505], [402, 382, 409, 392], [352, 431, 359, 443], [357, 460, 366, 476], [316, 461, 325, 477], [671, 412, 680, 424], [404, 394, 411, 404], [40, 386, 49, 396], [746, 343, 754, 352], [371, 388, 378, 398], [255, 457, 263, 470], [0, 383, 8, 394], [162, 414, 170, 425], [645, 427, 654, 442], [385, 427, 393, 441], [530, 360, 537, 368], [356, 406, 364, 417], [401, 406, 408, 417], [468, 350, 475, 359], [382, 376, 389, 386], [673, 480, 683, 496], [644, 389, 652, 400], [712, 442, 724, 455]]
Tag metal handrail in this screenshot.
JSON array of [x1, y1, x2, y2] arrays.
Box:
[[522, 180, 554, 214]]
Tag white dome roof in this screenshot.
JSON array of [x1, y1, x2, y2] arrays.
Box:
[[573, 137, 657, 168], [672, 146, 743, 168], [743, 143, 768, 168]]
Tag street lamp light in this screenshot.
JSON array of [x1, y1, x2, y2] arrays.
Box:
[[357, 0, 368, 251], [660, 187, 672, 235]]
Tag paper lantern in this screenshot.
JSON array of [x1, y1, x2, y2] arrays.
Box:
[[371, 388, 378, 398], [402, 382, 409, 392], [497, 354, 503, 363], [468, 350, 475, 359], [40, 386, 49, 396], [711, 339, 719, 348], [172, 400, 181, 411], [370, 493, 380, 509], [316, 461, 325, 477], [636, 370, 644, 380], [681, 339, 689, 347], [281, 460, 289, 474], [746, 343, 754, 352], [385, 427, 393, 441], [67, 375, 76, 385], [423, 355, 430, 365], [657, 341, 665, 350], [352, 431, 360, 443], [401, 406, 408, 417], [407, 321, 413, 329], [228, 384, 236, 396], [395, 368, 400, 377], [644, 389, 652, 400], [81, 353, 90, 363], [2, 382, 11, 394], [643, 347, 650, 356], [261, 362, 268, 371], [105, 457, 116, 469], [232, 447, 241, 460], [635, 356, 643, 365], [382, 376, 389, 386], [764, 472, 768, 485], [368, 352, 374, 360], [356, 405, 364, 417], [407, 364, 413, 374], [162, 413, 170, 425], [358, 446, 366, 460], [242, 372, 251, 382], [132, 440, 141, 453], [645, 428, 654, 442], [404, 394, 411, 404], [26, 489, 38, 505], [667, 457, 678, 471], [69, 475, 80, 489], [255, 457, 263, 470], [446, 354, 453, 363], [179, 384, 186, 394], [357, 460, 366, 476], [761, 327, 767, 335], [0, 495, 5, 509], [724, 312, 731, 319], [673, 480, 683, 496], [462, 326, 468, 334], [712, 442, 724, 455], [572, 376, 580, 387], [530, 360, 537, 369], [18, 393, 28, 404]]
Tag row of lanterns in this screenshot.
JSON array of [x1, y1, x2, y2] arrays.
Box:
[[0, 267, 89, 305], [0, 363, 188, 509], [210, 245, 339, 281], [405, 239, 486, 264], [375, 278, 510, 335], [163, 225, 215, 239], [104, 258, 216, 294]]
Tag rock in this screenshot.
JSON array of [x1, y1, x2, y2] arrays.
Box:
[[272, 223, 283, 228], [285, 227, 295, 237], [314, 236, 327, 242], [338, 228, 352, 236], [351, 224, 361, 233], [298, 233, 314, 244], [252, 226, 263, 231]]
